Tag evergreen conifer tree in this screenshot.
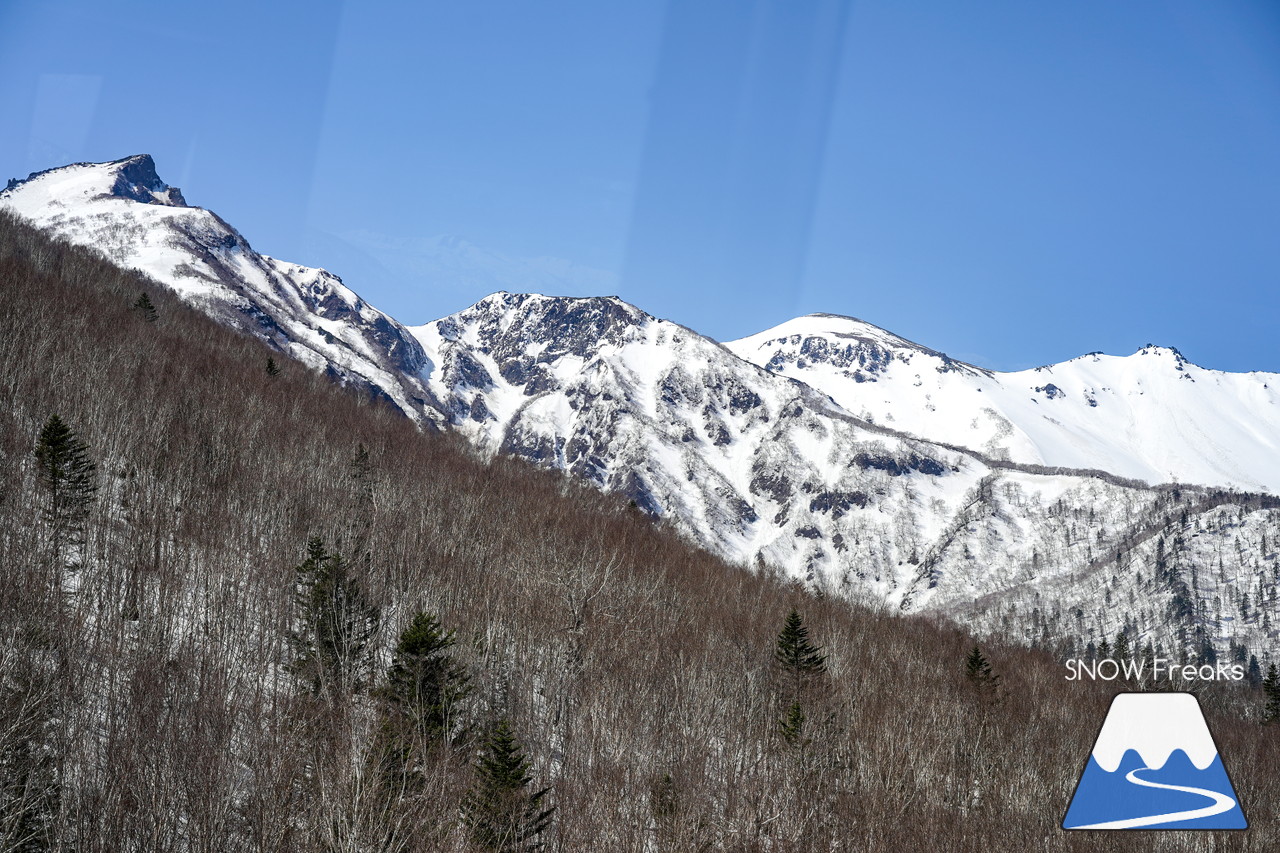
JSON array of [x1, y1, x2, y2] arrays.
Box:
[[461, 720, 554, 852], [1113, 631, 1131, 664], [1248, 654, 1262, 688], [964, 645, 1001, 702], [131, 291, 158, 322], [1263, 664, 1280, 725], [779, 701, 808, 749], [648, 772, 680, 825], [347, 443, 375, 564], [266, 357, 281, 376], [1097, 638, 1111, 660], [33, 414, 97, 566], [774, 609, 826, 699], [289, 537, 380, 698], [371, 611, 471, 791]]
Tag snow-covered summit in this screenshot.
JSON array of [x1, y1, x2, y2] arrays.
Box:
[[728, 318, 1280, 493], [7, 154, 1280, 661], [4, 154, 188, 210], [1, 155, 442, 426]]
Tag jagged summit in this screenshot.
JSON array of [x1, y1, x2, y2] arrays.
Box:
[[425, 292, 656, 356], [3, 154, 187, 208], [0, 154, 442, 427], [106, 153, 188, 206], [5, 154, 1280, 661]]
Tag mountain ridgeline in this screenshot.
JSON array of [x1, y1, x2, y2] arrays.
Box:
[[4, 175, 1280, 848], [3, 155, 1280, 670]]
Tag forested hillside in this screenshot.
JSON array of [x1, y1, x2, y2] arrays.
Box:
[[1, 209, 1277, 850]]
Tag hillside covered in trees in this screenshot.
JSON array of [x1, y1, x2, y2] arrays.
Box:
[[1, 210, 1278, 850]]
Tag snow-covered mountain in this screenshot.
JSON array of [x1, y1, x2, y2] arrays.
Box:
[[406, 293, 1280, 656], [5, 155, 1279, 661], [728, 314, 1280, 494], [0, 155, 443, 426]]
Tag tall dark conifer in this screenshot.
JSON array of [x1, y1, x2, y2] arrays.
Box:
[[1263, 664, 1280, 725], [131, 292, 158, 322], [382, 612, 469, 743], [965, 645, 1001, 703], [33, 415, 97, 566], [289, 537, 380, 699], [461, 720, 554, 852], [371, 611, 471, 795], [774, 609, 827, 690]]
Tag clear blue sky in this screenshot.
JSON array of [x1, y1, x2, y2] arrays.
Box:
[[3, 0, 1278, 372]]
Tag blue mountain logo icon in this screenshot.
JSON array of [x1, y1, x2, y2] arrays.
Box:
[[1063, 692, 1247, 830]]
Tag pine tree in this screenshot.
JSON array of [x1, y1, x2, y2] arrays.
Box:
[[372, 611, 471, 791], [131, 291, 158, 322], [779, 701, 808, 749], [1097, 637, 1111, 661], [33, 414, 97, 567], [265, 357, 281, 376], [461, 720, 554, 852], [1248, 654, 1262, 688], [289, 537, 380, 698], [774, 609, 826, 699], [965, 645, 1001, 702], [1113, 631, 1131, 664], [1263, 664, 1280, 725]]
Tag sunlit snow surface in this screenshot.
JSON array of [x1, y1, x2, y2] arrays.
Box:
[[5, 157, 1279, 649], [0, 156, 442, 427], [729, 315, 1280, 494]]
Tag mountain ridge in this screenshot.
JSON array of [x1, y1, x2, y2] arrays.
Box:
[[5, 155, 1279, 661]]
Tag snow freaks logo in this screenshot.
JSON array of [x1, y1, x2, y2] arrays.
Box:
[[1065, 657, 1244, 682], [1062, 693, 1247, 830]]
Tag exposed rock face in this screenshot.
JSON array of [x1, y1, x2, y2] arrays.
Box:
[[0, 156, 443, 427], [7, 156, 1280, 662]]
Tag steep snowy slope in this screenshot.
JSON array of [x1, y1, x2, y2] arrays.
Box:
[[0, 155, 443, 425], [7, 155, 1279, 660], [728, 315, 1280, 494]]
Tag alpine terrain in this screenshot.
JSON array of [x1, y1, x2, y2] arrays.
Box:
[[5, 155, 1279, 664]]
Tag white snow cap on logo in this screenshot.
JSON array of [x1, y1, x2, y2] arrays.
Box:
[[1091, 693, 1218, 772]]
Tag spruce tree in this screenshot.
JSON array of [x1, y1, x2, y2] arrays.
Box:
[[266, 357, 281, 376], [33, 414, 97, 566], [774, 609, 826, 698], [645, 772, 683, 849], [372, 611, 471, 790], [965, 645, 1001, 702], [461, 720, 554, 852], [289, 537, 380, 698], [1113, 631, 1131, 664], [1263, 664, 1280, 725], [779, 701, 808, 749], [131, 291, 158, 322]]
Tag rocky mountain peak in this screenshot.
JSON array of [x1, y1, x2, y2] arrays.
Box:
[[107, 154, 187, 207]]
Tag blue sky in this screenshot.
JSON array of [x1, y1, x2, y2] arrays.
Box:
[[2, 0, 1278, 372]]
